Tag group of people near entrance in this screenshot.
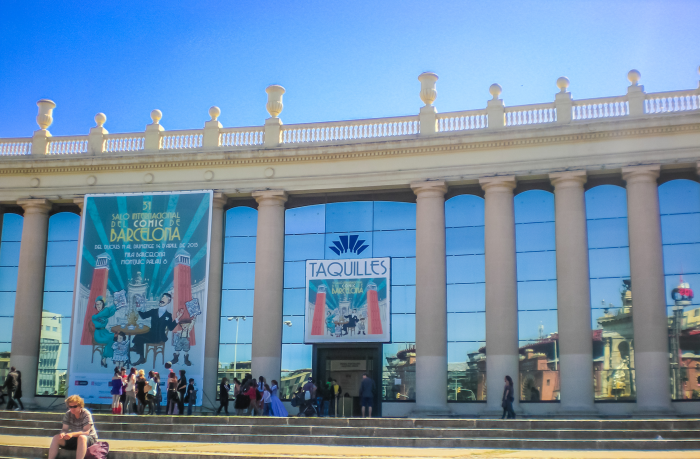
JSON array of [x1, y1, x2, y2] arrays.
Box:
[[109, 364, 197, 415], [217, 374, 288, 417], [292, 373, 375, 418]]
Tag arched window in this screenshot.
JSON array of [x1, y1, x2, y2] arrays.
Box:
[[445, 194, 485, 402], [514, 190, 559, 401], [586, 185, 635, 401], [218, 206, 257, 397]]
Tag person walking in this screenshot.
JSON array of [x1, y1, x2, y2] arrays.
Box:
[[153, 372, 162, 415], [146, 371, 157, 415], [2, 366, 19, 411], [124, 368, 137, 415], [359, 373, 375, 418], [185, 378, 196, 415], [177, 370, 187, 415], [232, 378, 241, 398], [135, 369, 148, 415], [166, 371, 179, 415], [269, 380, 288, 417], [47, 395, 98, 459], [502, 375, 516, 419], [119, 368, 127, 414], [110, 368, 123, 414], [217, 377, 230, 415], [14, 371, 24, 410], [244, 379, 258, 416]]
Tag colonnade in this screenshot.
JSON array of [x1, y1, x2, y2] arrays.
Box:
[[6, 165, 674, 413]]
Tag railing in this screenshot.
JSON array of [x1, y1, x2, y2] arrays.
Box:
[[104, 133, 145, 152], [161, 130, 203, 150], [505, 103, 556, 126], [281, 115, 419, 144], [645, 89, 700, 114], [0, 139, 31, 155], [47, 136, 88, 155], [437, 109, 487, 132], [572, 96, 629, 120], [220, 126, 264, 147]]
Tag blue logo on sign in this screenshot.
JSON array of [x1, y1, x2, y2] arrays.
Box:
[[329, 235, 369, 255]]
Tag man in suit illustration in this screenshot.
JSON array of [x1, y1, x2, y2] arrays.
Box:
[[131, 293, 183, 366]]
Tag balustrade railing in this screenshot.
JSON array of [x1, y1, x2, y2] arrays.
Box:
[[505, 103, 556, 126], [220, 127, 264, 147], [437, 109, 488, 132], [573, 96, 629, 120], [161, 130, 203, 150], [47, 136, 88, 155], [281, 115, 419, 144], [645, 89, 700, 114], [104, 133, 145, 152], [0, 139, 31, 155]]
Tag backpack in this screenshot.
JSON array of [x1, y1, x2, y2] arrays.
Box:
[[85, 441, 109, 459]]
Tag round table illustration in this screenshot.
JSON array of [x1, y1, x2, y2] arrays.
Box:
[[110, 324, 150, 368]]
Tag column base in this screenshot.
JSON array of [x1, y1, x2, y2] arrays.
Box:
[[409, 405, 453, 418], [634, 405, 676, 417]]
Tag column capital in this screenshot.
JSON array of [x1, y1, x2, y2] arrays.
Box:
[[17, 198, 52, 214], [411, 180, 447, 198], [73, 197, 85, 213], [212, 192, 228, 210], [252, 189, 288, 206], [479, 175, 516, 192], [622, 164, 660, 184], [550, 170, 587, 189]]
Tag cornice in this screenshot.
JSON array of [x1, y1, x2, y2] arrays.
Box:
[[0, 116, 699, 176]]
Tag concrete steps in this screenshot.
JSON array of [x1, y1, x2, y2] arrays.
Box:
[[0, 410, 698, 457]]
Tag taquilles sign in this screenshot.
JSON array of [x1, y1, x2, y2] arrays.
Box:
[[68, 191, 212, 405], [304, 258, 391, 343]]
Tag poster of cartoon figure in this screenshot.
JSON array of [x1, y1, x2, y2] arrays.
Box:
[[68, 191, 212, 405], [304, 258, 391, 343]]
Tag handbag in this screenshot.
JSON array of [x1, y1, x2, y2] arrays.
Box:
[[85, 441, 109, 459]]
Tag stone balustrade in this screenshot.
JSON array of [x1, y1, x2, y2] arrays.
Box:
[[1, 68, 699, 156]]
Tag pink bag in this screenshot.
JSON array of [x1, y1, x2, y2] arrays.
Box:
[[85, 441, 109, 459]]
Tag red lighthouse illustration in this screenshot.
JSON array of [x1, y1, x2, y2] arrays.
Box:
[[80, 253, 110, 345], [173, 248, 195, 345], [310, 285, 327, 335], [366, 281, 383, 335]]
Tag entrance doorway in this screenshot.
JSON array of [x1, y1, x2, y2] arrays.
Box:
[[315, 345, 382, 417]]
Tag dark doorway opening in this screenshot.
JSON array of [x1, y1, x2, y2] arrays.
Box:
[[314, 344, 382, 417]]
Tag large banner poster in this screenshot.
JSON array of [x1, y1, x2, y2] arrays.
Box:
[[305, 258, 391, 343], [68, 191, 213, 405]]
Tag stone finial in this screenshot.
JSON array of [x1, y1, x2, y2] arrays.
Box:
[[95, 113, 106, 127], [556, 77, 570, 93], [627, 69, 641, 86], [36, 99, 56, 130], [209, 106, 221, 121], [150, 109, 163, 125], [489, 83, 502, 100], [418, 72, 439, 106], [265, 85, 286, 118]]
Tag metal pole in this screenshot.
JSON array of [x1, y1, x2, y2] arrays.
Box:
[[233, 317, 240, 379]]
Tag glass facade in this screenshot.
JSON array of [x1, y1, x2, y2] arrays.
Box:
[[515, 190, 559, 401], [218, 207, 257, 397], [586, 185, 636, 401], [446, 194, 486, 401], [0, 213, 22, 385], [659, 179, 700, 400], [37, 212, 79, 396], [281, 201, 417, 401]]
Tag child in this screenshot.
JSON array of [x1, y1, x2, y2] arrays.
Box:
[[172, 318, 195, 366], [111, 332, 128, 368], [262, 383, 272, 416]]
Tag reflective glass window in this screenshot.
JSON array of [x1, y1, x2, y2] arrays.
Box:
[[38, 212, 79, 396], [0, 214, 22, 364], [218, 207, 257, 395], [446, 195, 486, 402], [659, 179, 700, 400], [586, 185, 636, 401], [515, 190, 559, 402]]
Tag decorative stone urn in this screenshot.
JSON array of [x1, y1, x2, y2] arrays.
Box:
[[418, 72, 438, 106], [265, 85, 286, 118], [36, 99, 56, 130]]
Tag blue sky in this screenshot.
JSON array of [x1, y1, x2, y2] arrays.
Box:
[[1, 1, 699, 137]]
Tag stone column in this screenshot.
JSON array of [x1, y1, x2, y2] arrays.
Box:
[[410, 180, 449, 413], [622, 165, 672, 413], [251, 190, 287, 383], [203, 193, 227, 409], [10, 199, 52, 406], [550, 171, 596, 413], [480, 176, 519, 414]]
